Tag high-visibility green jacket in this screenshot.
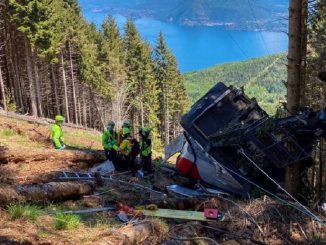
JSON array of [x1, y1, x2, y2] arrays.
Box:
[[51, 124, 64, 149], [140, 138, 152, 157], [120, 139, 132, 156], [102, 130, 118, 151], [118, 127, 131, 145]]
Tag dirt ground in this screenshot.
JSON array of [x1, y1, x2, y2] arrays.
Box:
[[0, 115, 326, 245]]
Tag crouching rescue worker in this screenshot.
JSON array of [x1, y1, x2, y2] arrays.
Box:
[[51, 115, 65, 150], [139, 127, 153, 176], [118, 120, 132, 145], [102, 120, 118, 167], [118, 127, 132, 172]]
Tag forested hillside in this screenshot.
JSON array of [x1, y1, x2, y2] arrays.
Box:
[[183, 54, 287, 114], [80, 0, 288, 31], [0, 0, 188, 147]]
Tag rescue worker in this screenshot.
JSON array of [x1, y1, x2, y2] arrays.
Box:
[[51, 115, 65, 150], [102, 120, 118, 167], [118, 127, 140, 175], [118, 127, 132, 172], [139, 127, 153, 176], [118, 119, 132, 145]]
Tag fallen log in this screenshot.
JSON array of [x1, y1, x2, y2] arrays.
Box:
[[0, 184, 23, 206], [0, 182, 94, 206], [0, 148, 105, 165], [107, 222, 154, 245]]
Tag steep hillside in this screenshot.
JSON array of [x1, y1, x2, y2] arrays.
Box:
[[1, 113, 325, 245], [0, 1, 187, 146], [80, 0, 288, 30], [183, 53, 287, 114]]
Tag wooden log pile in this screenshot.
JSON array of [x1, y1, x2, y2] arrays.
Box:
[[0, 182, 94, 207]]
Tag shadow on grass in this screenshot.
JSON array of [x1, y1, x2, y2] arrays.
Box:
[[66, 145, 103, 153], [0, 236, 33, 245]]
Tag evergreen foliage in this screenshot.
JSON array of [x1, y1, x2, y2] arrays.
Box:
[[183, 54, 287, 115], [153, 32, 188, 144], [304, 0, 326, 108], [0, 1, 188, 147]]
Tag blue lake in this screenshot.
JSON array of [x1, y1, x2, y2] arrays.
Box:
[[83, 12, 288, 73]]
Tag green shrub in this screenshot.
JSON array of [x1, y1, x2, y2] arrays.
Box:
[[7, 102, 17, 112], [54, 213, 81, 230], [8, 204, 42, 221], [1, 128, 17, 137]]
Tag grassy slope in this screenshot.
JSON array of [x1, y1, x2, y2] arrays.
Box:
[[0, 115, 168, 245], [183, 53, 287, 115], [0, 115, 102, 150], [0, 115, 116, 244]]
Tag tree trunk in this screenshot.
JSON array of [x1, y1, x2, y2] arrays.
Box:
[[109, 222, 154, 245], [285, 0, 308, 195], [0, 65, 6, 111], [51, 64, 60, 115], [6, 30, 21, 111], [78, 99, 82, 126], [69, 41, 78, 124], [32, 50, 43, 117], [0, 182, 94, 207], [82, 88, 87, 127], [140, 85, 144, 128], [25, 42, 38, 117], [12, 33, 24, 112], [165, 93, 170, 144], [61, 52, 70, 123]]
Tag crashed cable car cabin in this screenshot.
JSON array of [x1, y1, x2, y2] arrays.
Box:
[[177, 82, 326, 196]]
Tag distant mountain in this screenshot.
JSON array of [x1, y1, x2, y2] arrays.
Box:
[[80, 0, 288, 31], [183, 53, 287, 115]]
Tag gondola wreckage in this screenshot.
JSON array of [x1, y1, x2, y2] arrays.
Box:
[[54, 82, 326, 222]]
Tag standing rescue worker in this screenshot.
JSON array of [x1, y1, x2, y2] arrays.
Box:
[[139, 127, 153, 176], [102, 121, 118, 167], [51, 115, 65, 150]]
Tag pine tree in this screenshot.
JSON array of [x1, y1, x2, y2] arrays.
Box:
[[153, 32, 188, 144], [303, 0, 326, 199], [100, 16, 126, 127], [123, 18, 143, 133], [2, 0, 185, 140], [122, 19, 161, 142], [6, 0, 110, 127], [138, 42, 160, 146], [304, 0, 326, 108]]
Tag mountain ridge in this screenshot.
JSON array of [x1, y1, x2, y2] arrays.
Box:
[[80, 0, 289, 31]]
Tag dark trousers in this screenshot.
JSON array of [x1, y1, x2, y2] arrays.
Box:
[[130, 156, 138, 177], [116, 155, 137, 176], [105, 150, 117, 169], [116, 154, 130, 172], [142, 155, 153, 175]]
